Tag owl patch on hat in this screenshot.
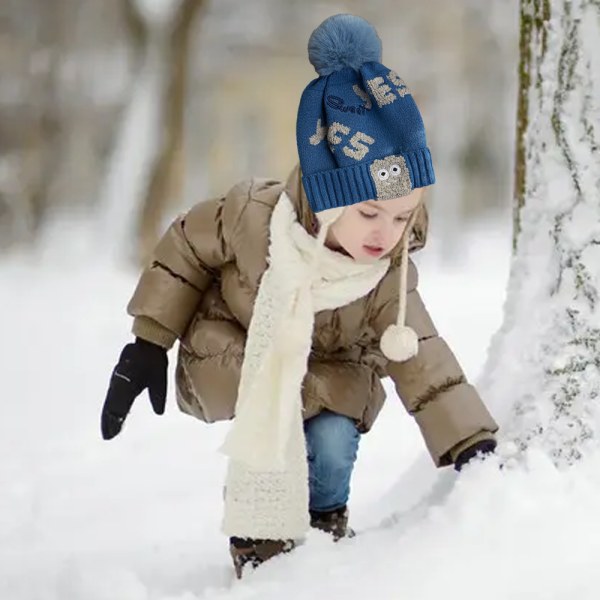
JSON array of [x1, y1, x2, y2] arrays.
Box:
[[370, 155, 412, 200]]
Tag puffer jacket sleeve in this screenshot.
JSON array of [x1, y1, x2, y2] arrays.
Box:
[[374, 260, 499, 467], [126, 181, 251, 349]]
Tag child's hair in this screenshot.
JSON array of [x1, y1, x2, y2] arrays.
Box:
[[410, 191, 429, 254]]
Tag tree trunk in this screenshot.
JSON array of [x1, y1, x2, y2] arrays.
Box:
[[482, 0, 600, 465], [136, 0, 206, 263], [99, 0, 204, 264], [5, 0, 68, 243], [512, 0, 550, 249]]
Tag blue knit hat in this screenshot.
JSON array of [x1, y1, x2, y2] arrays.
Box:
[[297, 14, 435, 213]]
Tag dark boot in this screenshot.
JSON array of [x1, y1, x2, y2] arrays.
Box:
[[229, 537, 295, 579], [309, 505, 355, 541]]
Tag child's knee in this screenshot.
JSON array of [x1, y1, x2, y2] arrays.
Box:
[[305, 410, 359, 466]]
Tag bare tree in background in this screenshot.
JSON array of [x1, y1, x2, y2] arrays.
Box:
[[101, 0, 205, 264], [1, 1, 69, 244], [482, 0, 600, 464], [0, 0, 132, 248]]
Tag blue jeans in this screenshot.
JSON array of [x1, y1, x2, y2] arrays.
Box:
[[304, 410, 360, 512]]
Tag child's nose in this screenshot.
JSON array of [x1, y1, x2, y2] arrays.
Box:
[[375, 221, 393, 243]]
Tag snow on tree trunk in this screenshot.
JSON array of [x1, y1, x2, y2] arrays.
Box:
[[136, 0, 205, 263], [99, 0, 204, 264], [99, 27, 168, 264], [480, 0, 600, 465]]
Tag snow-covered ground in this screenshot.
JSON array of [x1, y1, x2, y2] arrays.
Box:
[[3, 211, 600, 600]]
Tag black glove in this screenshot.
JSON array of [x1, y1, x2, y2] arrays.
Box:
[[454, 438, 497, 472], [101, 337, 168, 440]]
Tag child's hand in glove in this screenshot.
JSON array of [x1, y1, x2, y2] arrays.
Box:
[[454, 438, 497, 472], [101, 337, 168, 440]]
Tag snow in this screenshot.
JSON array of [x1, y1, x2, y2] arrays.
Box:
[[3, 209, 600, 599], [133, 0, 182, 28]]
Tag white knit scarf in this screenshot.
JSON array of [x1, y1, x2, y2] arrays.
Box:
[[220, 190, 390, 540]]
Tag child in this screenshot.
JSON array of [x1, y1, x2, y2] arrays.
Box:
[[101, 14, 498, 578]]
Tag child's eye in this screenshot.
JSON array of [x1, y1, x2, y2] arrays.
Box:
[[395, 216, 409, 223], [359, 211, 377, 219]]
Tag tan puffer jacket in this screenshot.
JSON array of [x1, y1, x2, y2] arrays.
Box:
[[127, 165, 498, 466]]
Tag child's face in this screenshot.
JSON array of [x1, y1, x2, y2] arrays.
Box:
[[325, 188, 423, 263]]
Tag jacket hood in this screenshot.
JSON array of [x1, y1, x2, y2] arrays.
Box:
[[284, 163, 429, 267]]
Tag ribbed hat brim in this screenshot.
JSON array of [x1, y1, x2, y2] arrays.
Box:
[[303, 147, 435, 212]]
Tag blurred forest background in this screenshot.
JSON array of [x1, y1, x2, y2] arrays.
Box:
[[0, 0, 518, 263]]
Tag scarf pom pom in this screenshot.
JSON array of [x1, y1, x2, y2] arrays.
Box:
[[380, 324, 419, 362]]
